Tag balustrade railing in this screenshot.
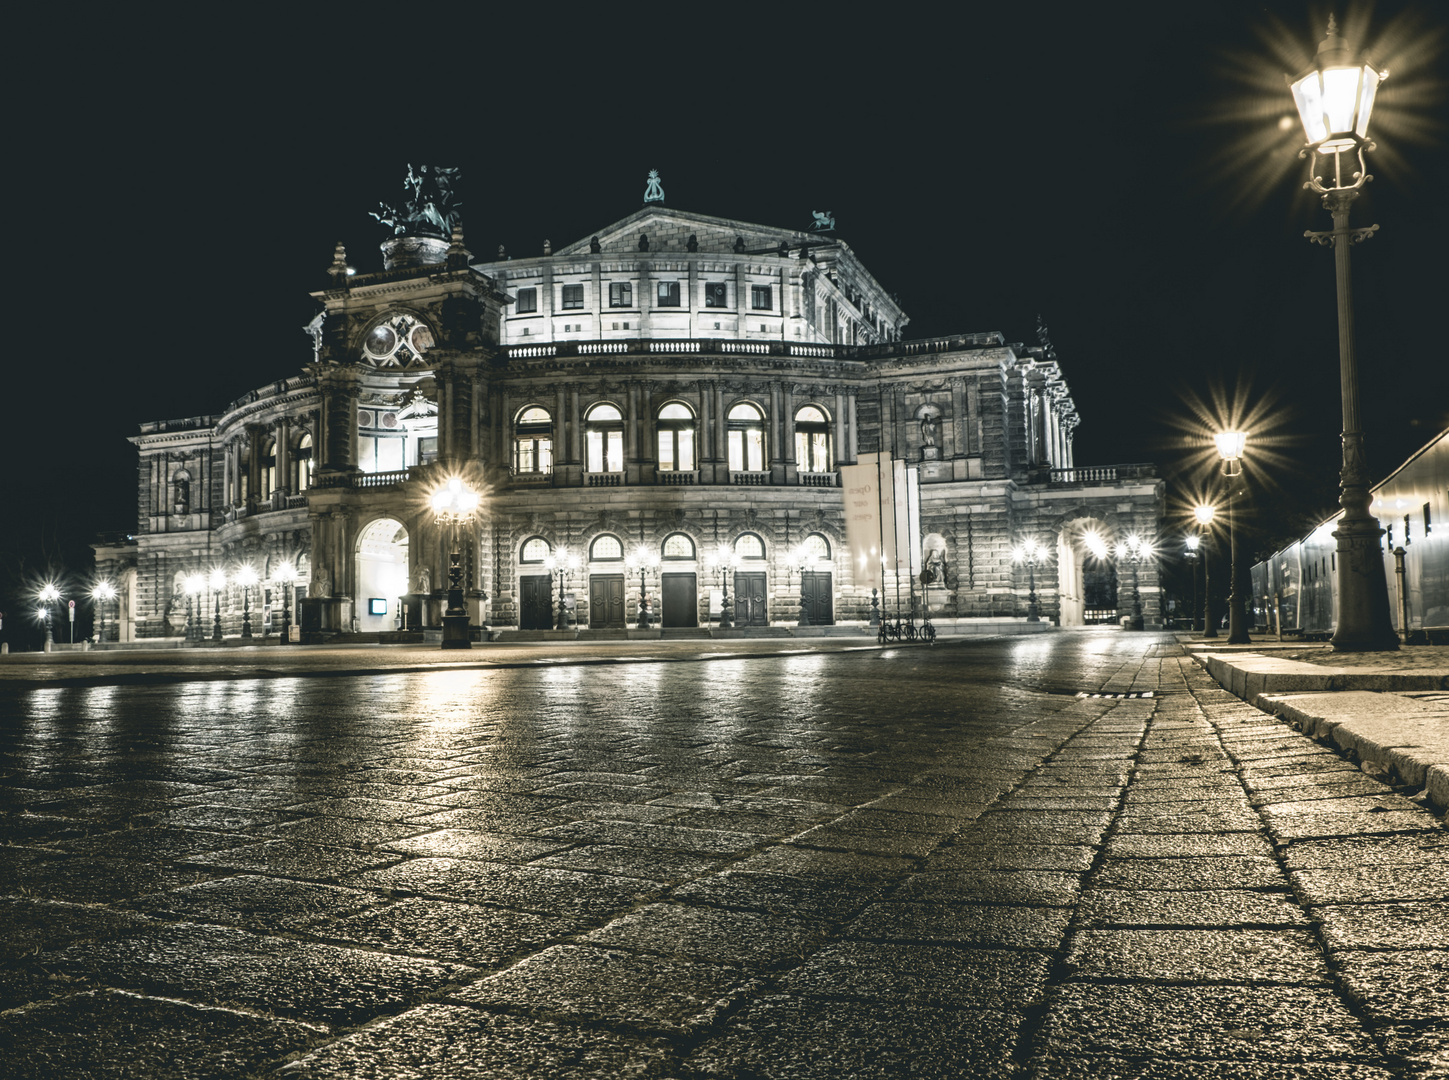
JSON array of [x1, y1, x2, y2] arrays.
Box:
[[587, 471, 624, 487], [1048, 463, 1156, 484], [798, 471, 839, 487], [656, 469, 698, 485], [730, 470, 770, 486]]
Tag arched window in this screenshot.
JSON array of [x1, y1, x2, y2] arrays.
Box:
[[794, 405, 832, 473], [801, 533, 831, 562], [657, 402, 696, 471], [590, 534, 623, 561], [734, 533, 766, 560], [727, 402, 766, 472], [514, 407, 553, 474], [662, 533, 695, 560], [260, 439, 277, 500], [292, 433, 314, 492], [520, 537, 551, 563], [585, 403, 624, 473]]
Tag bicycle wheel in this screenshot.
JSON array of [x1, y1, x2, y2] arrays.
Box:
[[877, 624, 888, 645], [923, 624, 936, 645]]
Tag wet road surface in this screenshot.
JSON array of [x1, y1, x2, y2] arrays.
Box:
[[1, 632, 1445, 1078]]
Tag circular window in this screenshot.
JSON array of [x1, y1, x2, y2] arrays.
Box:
[[362, 314, 433, 368], [365, 325, 397, 357]]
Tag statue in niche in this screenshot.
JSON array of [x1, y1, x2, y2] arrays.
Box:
[[417, 566, 431, 595], [369, 165, 463, 239], [312, 565, 331, 598], [733, 236, 746, 253], [686, 234, 698, 252], [638, 233, 650, 252], [589, 235, 601, 254], [173, 476, 190, 514], [919, 410, 939, 447]]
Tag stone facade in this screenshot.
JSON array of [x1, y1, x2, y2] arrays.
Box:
[[94, 204, 1164, 641]]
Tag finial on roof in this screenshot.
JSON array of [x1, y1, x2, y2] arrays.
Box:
[[328, 241, 350, 282], [543, 239, 552, 256], [643, 169, 665, 205]]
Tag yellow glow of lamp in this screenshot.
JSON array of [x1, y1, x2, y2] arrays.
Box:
[[237, 565, 259, 588], [1083, 531, 1108, 559], [1194, 504, 1217, 527], [1288, 19, 1385, 153], [277, 561, 296, 583], [1214, 431, 1248, 477], [209, 567, 226, 590]]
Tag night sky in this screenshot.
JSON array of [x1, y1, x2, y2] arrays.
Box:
[[5, 2, 1445, 630]]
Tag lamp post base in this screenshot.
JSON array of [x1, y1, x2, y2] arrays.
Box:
[[1330, 518, 1399, 652], [441, 612, 472, 649]]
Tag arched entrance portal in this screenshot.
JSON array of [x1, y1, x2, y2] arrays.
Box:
[[1057, 518, 1118, 627], [357, 518, 409, 632]]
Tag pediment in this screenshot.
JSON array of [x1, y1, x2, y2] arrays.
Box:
[[555, 208, 815, 258]]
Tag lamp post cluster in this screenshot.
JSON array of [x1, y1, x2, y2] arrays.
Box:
[[1010, 538, 1046, 623], [788, 544, 818, 626], [708, 547, 741, 629], [625, 546, 659, 629], [431, 476, 481, 650], [543, 547, 580, 630], [1113, 534, 1155, 631]]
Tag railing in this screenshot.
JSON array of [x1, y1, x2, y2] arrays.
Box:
[[1048, 463, 1156, 484], [656, 469, 698, 485], [286, 495, 309, 508], [509, 469, 553, 485], [798, 471, 839, 487], [314, 468, 415, 489], [788, 344, 836, 358], [731, 470, 770, 486], [501, 334, 1013, 364], [722, 342, 769, 354], [650, 340, 700, 352], [577, 342, 629, 354], [587, 472, 624, 487]]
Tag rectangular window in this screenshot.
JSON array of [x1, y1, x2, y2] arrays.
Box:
[[657, 281, 680, 307], [1425, 502, 1433, 534], [751, 285, 772, 310], [657, 431, 673, 471], [418, 436, 438, 465], [587, 430, 624, 473], [609, 282, 632, 307], [704, 282, 727, 308], [562, 284, 584, 309], [516, 287, 537, 313], [728, 430, 765, 472]]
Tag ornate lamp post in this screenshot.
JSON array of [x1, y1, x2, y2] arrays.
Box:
[[276, 562, 296, 644], [543, 547, 579, 631], [236, 565, 258, 639], [789, 545, 814, 627], [431, 476, 480, 650], [1214, 431, 1252, 644], [1113, 535, 1154, 631], [184, 574, 204, 644], [1287, 19, 1398, 652], [709, 547, 740, 629], [209, 568, 226, 642], [1011, 537, 1045, 622], [1184, 535, 1200, 632], [92, 581, 116, 644], [1195, 504, 1218, 638], [625, 546, 659, 629], [39, 583, 60, 650]]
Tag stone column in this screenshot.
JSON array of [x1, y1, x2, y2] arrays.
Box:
[[951, 378, 967, 459]]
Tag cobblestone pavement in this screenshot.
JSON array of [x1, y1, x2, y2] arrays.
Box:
[[2, 633, 1445, 1078]]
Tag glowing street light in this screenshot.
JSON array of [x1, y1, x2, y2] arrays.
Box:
[[92, 581, 117, 644], [1214, 433, 1251, 644], [209, 567, 226, 642], [788, 544, 816, 627], [1193, 504, 1219, 639], [708, 546, 741, 629], [276, 561, 296, 644], [542, 547, 580, 631], [184, 574, 204, 644], [1287, 18, 1398, 652], [236, 565, 258, 639], [432, 476, 481, 649], [625, 545, 659, 629], [1114, 534, 1154, 631], [1011, 537, 1046, 623], [39, 582, 60, 650]]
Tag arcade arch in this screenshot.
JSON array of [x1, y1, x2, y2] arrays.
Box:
[[356, 518, 409, 631]]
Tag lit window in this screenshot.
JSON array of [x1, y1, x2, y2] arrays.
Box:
[[704, 282, 727, 308], [751, 285, 772, 310], [802, 533, 831, 561], [735, 533, 765, 560], [260, 439, 277, 498], [663, 533, 695, 560], [521, 537, 550, 563], [657, 281, 681, 307], [585, 403, 624, 473], [516, 288, 537, 313], [293, 433, 314, 492], [609, 282, 633, 308], [727, 402, 766, 472], [561, 284, 584, 310], [514, 407, 553, 474], [657, 402, 696, 471], [590, 535, 623, 561], [794, 405, 832, 473]]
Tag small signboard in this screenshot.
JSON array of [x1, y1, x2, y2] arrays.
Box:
[[288, 625, 300, 643]]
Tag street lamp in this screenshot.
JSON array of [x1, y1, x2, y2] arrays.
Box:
[[1184, 535, 1200, 632], [1287, 19, 1398, 653], [210, 567, 226, 642], [1114, 534, 1154, 631], [1214, 432, 1251, 644], [1011, 538, 1046, 622], [276, 561, 296, 644], [625, 545, 659, 629], [39, 583, 60, 650], [184, 574, 204, 644], [236, 565, 258, 639], [543, 547, 579, 631], [788, 545, 815, 627], [708, 546, 740, 629], [431, 475, 481, 650], [92, 581, 117, 644], [1194, 504, 1218, 639]]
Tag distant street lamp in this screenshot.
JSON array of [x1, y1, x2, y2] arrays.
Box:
[[92, 581, 117, 644], [1195, 504, 1218, 638], [236, 565, 258, 639], [543, 547, 579, 631], [39, 583, 60, 650], [709, 547, 741, 629], [1287, 18, 1398, 652], [625, 546, 659, 629], [276, 562, 296, 644], [431, 476, 481, 650], [1114, 534, 1155, 631], [1011, 538, 1045, 622], [209, 567, 226, 643], [1214, 432, 1251, 644], [185, 574, 204, 644]]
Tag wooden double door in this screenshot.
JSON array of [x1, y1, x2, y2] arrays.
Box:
[[589, 574, 626, 629], [520, 574, 553, 630], [799, 571, 834, 625], [661, 573, 698, 627], [733, 571, 769, 627]]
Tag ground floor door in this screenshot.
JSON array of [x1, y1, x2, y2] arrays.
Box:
[[734, 571, 768, 626], [589, 574, 626, 629], [662, 573, 697, 628], [520, 575, 553, 629], [799, 571, 834, 625]]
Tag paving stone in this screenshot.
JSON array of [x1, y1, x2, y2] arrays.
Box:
[[279, 795, 452, 820], [128, 874, 386, 930], [1288, 863, 1449, 905], [454, 943, 756, 1033], [1332, 948, 1449, 1024], [584, 902, 824, 970], [670, 869, 888, 922], [1064, 929, 1331, 983], [278, 1003, 669, 1078], [528, 842, 724, 881], [684, 995, 1022, 1080], [49, 825, 247, 861], [349, 857, 660, 917], [1093, 856, 1288, 891], [45, 921, 474, 1024], [378, 828, 568, 863], [789, 822, 943, 857], [19, 853, 219, 904], [1077, 889, 1310, 928], [848, 901, 1072, 950], [0, 897, 154, 960], [1377, 1024, 1449, 1078], [1281, 833, 1449, 871], [0, 812, 97, 845], [1115, 808, 1262, 833], [926, 843, 1097, 872], [1265, 810, 1443, 842], [137, 804, 294, 833], [896, 869, 1084, 906], [777, 941, 1052, 1011], [534, 819, 764, 855], [319, 897, 583, 965], [1025, 1053, 1398, 1078], [266, 816, 433, 848], [1313, 900, 1449, 950], [0, 988, 323, 1079], [1105, 833, 1276, 859], [184, 840, 403, 881]]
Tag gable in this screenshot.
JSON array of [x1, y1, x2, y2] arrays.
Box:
[[555, 208, 813, 258]]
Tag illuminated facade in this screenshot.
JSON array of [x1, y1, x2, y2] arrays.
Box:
[[94, 198, 1164, 641]]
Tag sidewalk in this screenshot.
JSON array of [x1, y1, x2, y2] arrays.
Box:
[[1179, 634, 1449, 811]]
